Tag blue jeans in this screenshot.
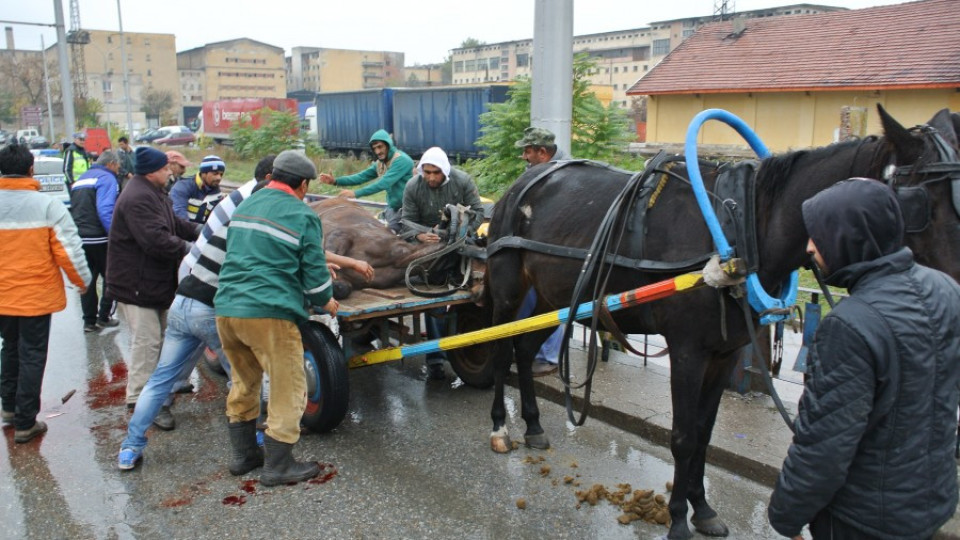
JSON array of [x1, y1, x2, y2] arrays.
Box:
[[518, 288, 560, 365], [121, 295, 229, 451]]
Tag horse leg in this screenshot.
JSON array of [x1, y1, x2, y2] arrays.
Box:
[[687, 354, 739, 538], [515, 328, 553, 449], [489, 334, 515, 453], [665, 350, 709, 540]]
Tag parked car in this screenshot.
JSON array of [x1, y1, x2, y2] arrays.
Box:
[[153, 126, 195, 146], [27, 135, 50, 149], [16, 128, 40, 144], [136, 125, 194, 146], [33, 156, 70, 208]]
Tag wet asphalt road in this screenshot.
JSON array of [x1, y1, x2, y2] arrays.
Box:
[[1, 292, 788, 540]]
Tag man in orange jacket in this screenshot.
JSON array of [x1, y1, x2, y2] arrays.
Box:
[[0, 143, 91, 443]]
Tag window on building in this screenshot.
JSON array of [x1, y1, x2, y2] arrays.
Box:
[[107, 36, 112, 44], [147, 69, 152, 76], [126, 37, 131, 45], [682, 29, 695, 38], [465, 59, 476, 71], [614, 66, 619, 73], [652, 39, 670, 55], [102, 80, 112, 92], [633, 65, 638, 72], [454, 61, 463, 73], [516, 53, 529, 67], [489, 57, 499, 69], [476, 58, 487, 70], [146, 54, 151, 62], [144, 38, 150, 46]]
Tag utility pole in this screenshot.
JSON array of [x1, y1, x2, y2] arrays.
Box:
[[41, 35, 56, 139], [117, 0, 133, 136], [531, 0, 573, 154], [53, 0, 76, 134]]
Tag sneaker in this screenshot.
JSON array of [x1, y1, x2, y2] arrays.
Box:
[[97, 317, 120, 328], [531, 361, 559, 378], [1, 410, 13, 424], [14, 420, 47, 443], [117, 447, 143, 470], [83, 323, 98, 333], [427, 363, 446, 381], [152, 406, 176, 431]]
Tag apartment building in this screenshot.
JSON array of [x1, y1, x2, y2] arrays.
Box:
[[286, 47, 405, 93], [451, 4, 844, 109], [178, 38, 287, 116], [79, 30, 176, 128]]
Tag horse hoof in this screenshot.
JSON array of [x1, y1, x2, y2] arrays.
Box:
[[490, 435, 512, 454], [523, 433, 550, 450], [664, 520, 693, 540], [691, 515, 729, 537]]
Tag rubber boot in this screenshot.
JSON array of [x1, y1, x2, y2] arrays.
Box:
[[227, 420, 264, 476], [260, 435, 320, 487]]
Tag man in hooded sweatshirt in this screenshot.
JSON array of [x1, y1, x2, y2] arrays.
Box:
[[319, 129, 413, 233], [768, 178, 960, 539], [401, 146, 484, 380]]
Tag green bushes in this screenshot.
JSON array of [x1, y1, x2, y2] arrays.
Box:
[[230, 109, 323, 160]]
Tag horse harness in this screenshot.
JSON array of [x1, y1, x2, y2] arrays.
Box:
[[884, 125, 960, 233]]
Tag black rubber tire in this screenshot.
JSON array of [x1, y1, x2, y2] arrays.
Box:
[[300, 320, 350, 433], [448, 304, 496, 389]]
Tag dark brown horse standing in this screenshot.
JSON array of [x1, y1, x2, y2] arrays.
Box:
[[483, 106, 960, 539]]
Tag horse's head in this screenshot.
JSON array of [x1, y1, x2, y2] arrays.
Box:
[[879, 105, 960, 282]]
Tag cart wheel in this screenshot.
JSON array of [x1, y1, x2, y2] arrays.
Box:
[[448, 304, 495, 389], [300, 320, 349, 433]]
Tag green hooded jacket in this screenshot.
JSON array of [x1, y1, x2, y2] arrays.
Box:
[[335, 129, 414, 210]]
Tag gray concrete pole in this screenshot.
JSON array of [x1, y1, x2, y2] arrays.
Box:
[[41, 35, 56, 139], [531, 0, 573, 154], [117, 0, 133, 136], [53, 0, 76, 136]]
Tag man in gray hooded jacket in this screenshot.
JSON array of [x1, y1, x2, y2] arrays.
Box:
[[768, 178, 960, 539]]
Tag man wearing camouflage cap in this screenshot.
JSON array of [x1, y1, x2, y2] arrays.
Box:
[[514, 126, 569, 376], [515, 126, 568, 167]]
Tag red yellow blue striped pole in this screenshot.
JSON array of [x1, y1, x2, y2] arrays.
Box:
[[347, 269, 715, 369]]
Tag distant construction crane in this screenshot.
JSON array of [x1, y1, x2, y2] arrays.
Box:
[[714, 0, 735, 21], [66, 0, 89, 101]]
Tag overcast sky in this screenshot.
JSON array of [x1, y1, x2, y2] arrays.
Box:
[[7, 0, 908, 65]]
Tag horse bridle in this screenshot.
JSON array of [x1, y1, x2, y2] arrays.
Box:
[[883, 125, 960, 232]]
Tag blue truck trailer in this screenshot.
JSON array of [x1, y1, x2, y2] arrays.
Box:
[[391, 85, 509, 159], [314, 88, 394, 154], [314, 85, 510, 160]]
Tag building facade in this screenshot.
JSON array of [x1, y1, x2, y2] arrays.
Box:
[[627, 0, 960, 151], [286, 47, 405, 93], [178, 38, 287, 115], [451, 4, 844, 110], [79, 30, 176, 129]]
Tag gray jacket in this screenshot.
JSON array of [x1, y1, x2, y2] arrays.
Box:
[[401, 167, 484, 237]]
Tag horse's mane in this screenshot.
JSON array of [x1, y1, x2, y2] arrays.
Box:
[[754, 136, 885, 206]]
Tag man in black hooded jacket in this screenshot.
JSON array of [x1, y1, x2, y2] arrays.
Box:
[[768, 178, 960, 539]]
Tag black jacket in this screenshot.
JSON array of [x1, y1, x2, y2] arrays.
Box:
[[769, 180, 960, 538], [105, 175, 198, 309]]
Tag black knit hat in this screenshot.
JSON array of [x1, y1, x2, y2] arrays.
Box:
[[134, 147, 169, 175]]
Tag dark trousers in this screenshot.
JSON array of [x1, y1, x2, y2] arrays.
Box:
[[0, 314, 52, 430], [809, 509, 932, 540], [80, 243, 113, 325]]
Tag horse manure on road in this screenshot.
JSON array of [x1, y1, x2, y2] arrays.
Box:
[[575, 483, 671, 527], [516, 498, 527, 510]]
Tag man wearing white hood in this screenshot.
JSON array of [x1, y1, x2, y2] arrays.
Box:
[[402, 146, 484, 379]]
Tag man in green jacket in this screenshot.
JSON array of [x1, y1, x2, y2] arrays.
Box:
[[214, 150, 338, 487], [319, 129, 413, 233]]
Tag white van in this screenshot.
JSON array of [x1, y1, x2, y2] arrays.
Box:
[[16, 128, 39, 144]]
